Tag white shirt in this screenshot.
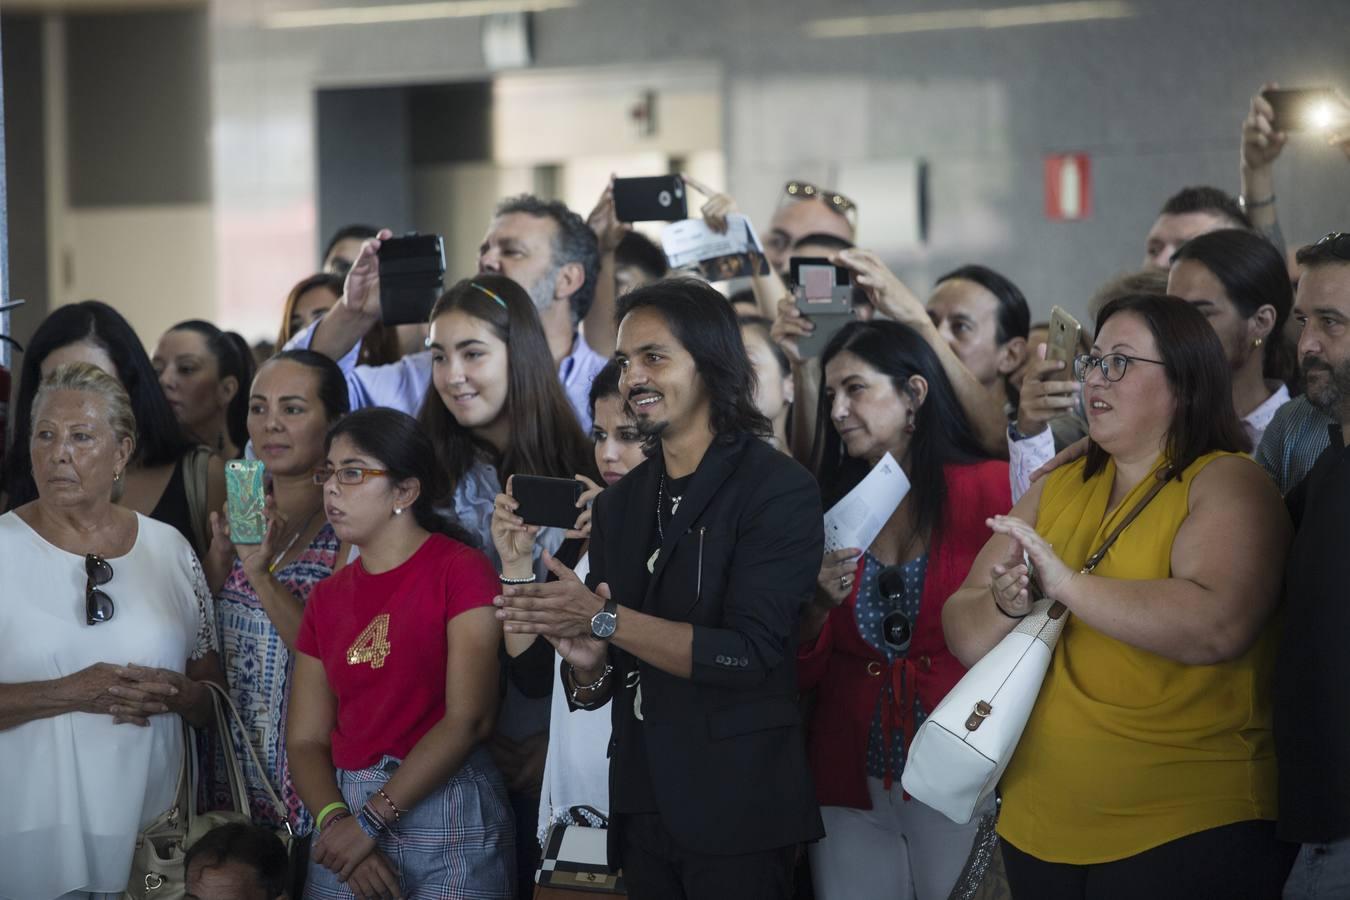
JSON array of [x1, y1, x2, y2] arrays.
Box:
[[1007, 384, 1292, 502], [536, 553, 612, 845], [0, 513, 215, 898]]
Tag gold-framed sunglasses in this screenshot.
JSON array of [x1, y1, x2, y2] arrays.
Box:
[[782, 181, 858, 224]]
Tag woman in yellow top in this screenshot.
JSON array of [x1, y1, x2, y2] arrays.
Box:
[[943, 294, 1296, 899]]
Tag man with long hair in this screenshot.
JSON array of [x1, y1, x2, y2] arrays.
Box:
[[496, 278, 824, 898]]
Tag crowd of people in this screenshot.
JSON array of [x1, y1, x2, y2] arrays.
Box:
[[0, 85, 1348, 900]]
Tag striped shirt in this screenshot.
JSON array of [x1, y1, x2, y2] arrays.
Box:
[[1253, 395, 1336, 495]]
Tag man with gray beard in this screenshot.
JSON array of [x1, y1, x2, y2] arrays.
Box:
[[1273, 233, 1350, 899], [290, 194, 606, 430]]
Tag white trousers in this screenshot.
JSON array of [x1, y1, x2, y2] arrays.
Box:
[[810, 776, 986, 900]]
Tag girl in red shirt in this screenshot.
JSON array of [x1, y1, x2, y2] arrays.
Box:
[[288, 407, 514, 899]]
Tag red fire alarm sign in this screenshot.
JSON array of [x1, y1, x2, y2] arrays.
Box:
[[1045, 154, 1091, 221]]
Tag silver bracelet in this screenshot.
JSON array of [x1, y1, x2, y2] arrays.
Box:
[[567, 663, 613, 703], [498, 573, 537, 585], [1241, 193, 1276, 210]]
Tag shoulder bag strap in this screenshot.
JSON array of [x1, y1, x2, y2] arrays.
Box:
[[1048, 468, 1172, 619], [202, 681, 290, 826]]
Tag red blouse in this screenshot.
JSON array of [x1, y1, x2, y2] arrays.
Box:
[[798, 461, 1011, 809]]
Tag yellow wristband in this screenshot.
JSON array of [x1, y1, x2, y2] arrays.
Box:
[[316, 801, 350, 831]]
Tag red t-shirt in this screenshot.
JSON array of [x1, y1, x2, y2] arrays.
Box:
[[295, 533, 499, 771]]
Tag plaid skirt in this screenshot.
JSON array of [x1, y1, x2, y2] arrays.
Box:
[[304, 747, 516, 899]]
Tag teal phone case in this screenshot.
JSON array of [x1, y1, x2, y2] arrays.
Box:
[[225, 460, 267, 544]]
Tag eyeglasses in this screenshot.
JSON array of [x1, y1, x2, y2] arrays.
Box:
[[86, 554, 114, 626], [876, 566, 914, 654], [1311, 232, 1350, 260], [312, 466, 389, 486], [1072, 353, 1166, 383]]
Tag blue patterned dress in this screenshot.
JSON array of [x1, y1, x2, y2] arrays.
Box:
[[211, 523, 341, 833]]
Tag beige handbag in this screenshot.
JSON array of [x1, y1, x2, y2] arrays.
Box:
[[125, 681, 291, 899]]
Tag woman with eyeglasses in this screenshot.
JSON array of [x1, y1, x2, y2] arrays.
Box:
[[797, 320, 1010, 900], [288, 407, 513, 899], [491, 359, 645, 849], [201, 350, 349, 844], [0, 363, 223, 898], [944, 295, 1294, 898]]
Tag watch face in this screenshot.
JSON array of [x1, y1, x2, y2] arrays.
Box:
[[591, 611, 617, 639]]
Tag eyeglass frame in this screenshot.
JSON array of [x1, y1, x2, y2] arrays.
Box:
[[85, 553, 115, 626], [312, 465, 390, 486], [1072, 352, 1166, 383]]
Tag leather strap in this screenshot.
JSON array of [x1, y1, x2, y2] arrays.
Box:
[[1048, 468, 1171, 619]]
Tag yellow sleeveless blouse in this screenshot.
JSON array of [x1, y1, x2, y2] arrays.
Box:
[[996, 452, 1278, 864]]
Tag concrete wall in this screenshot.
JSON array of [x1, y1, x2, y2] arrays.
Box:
[[209, 0, 1350, 336]]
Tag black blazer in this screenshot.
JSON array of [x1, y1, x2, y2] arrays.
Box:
[[581, 432, 825, 858]]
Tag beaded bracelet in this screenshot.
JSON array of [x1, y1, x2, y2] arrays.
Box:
[[375, 787, 405, 822], [499, 573, 537, 585]]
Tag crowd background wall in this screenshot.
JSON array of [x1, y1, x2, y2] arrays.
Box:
[[1, 0, 1347, 352]]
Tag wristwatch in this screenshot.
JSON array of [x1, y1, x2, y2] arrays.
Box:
[[590, 597, 618, 639]]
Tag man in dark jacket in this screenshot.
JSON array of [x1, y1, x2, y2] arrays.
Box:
[[496, 278, 824, 898]]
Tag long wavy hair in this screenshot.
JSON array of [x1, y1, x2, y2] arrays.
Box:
[[812, 320, 993, 540], [616, 278, 772, 453], [417, 275, 596, 488]]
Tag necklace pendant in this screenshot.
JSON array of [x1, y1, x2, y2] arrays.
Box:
[[646, 548, 660, 573]]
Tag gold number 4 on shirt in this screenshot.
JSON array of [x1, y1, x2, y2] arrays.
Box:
[[347, 613, 391, 669]]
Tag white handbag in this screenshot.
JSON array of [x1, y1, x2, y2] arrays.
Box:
[[902, 475, 1169, 825]]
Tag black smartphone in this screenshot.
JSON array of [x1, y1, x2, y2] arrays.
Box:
[[377, 233, 446, 326], [1263, 87, 1345, 133], [613, 175, 688, 223], [513, 475, 585, 529], [790, 256, 854, 358]]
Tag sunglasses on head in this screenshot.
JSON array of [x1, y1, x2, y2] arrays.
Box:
[[876, 565, 914, 654], [782, 181, 857, 223], [86, 553, 114, 626], [1311, 232, 1350, 260]]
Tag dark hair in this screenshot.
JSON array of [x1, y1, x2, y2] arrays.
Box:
[[3, 301, 193, 509], [326, 407, 476, 545], [168, 320, 257, 455], [1159, 186, 1252, 230], [587, 358, 625, 422], [418, 275, 596, 489], [277, 272, 400, 367], [813, 320, 992, 540], [617, 278, 773, 449], [183, 823, 287, 898], [934, 264, 1031, 344], [495, 195, 600, 324], [1083, 294, 1250, 480], [791, 232, 855, 253], [1295, 233, 1350, 270], [614, 231, 668, 282], [259, 350, 351, 422], [322, 224, 379, 265], [1171, 228, 1294, 381], [739, 315, 792, 379]]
